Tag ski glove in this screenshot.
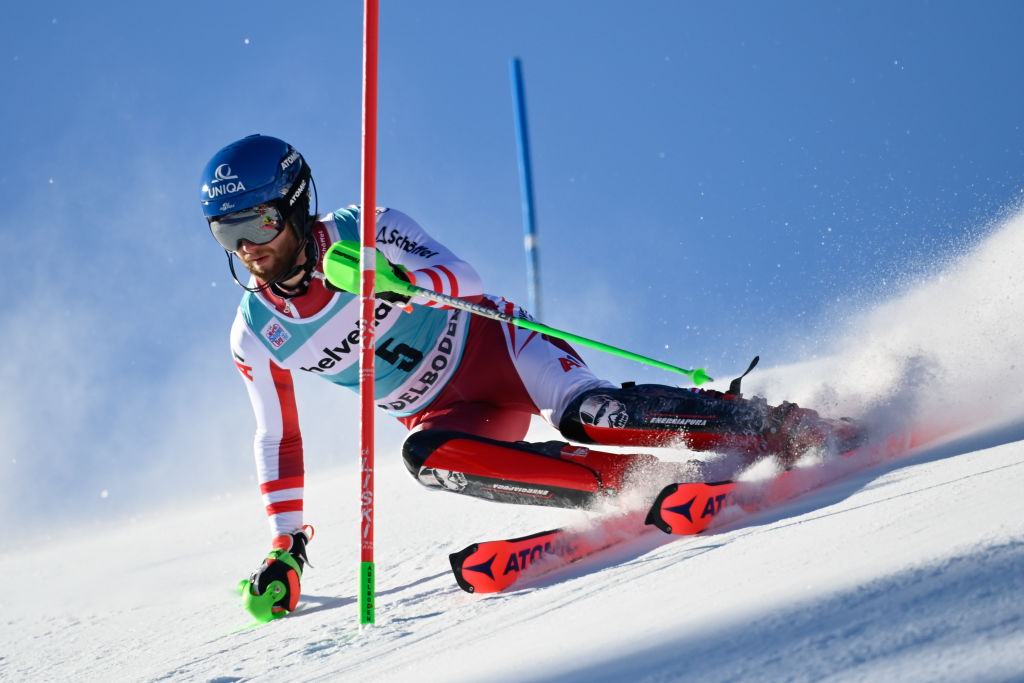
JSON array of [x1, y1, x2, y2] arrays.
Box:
[[321, 241, 414, 305], [238, 526, 313, 622], [377, 260, 412, 305]]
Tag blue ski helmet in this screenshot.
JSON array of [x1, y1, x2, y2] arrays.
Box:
[[200, 134, 312, 224]]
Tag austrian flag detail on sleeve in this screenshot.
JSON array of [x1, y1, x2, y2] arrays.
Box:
[[235, 359, 254, 381], [260, 476, 305, 517], [409, 265, 461, 307]]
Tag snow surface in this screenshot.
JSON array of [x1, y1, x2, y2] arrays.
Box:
[[5, 214, 1024, 682]]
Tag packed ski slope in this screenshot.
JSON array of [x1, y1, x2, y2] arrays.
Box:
[[5, 212, 1024, 682]]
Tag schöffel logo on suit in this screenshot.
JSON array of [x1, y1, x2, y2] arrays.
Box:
[[376, 226, 440, 259]]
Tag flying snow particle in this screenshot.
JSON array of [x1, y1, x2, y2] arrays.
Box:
[[244, 38, 250, 45], [100, 489, 109, 499]]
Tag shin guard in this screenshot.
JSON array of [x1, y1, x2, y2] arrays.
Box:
[[558, 384, 769, 452]]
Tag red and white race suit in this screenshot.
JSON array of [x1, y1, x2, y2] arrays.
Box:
[[230, 206, 610, 535]]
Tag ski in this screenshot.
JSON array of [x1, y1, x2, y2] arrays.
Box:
[[644, 481, 739, 535], [449, 509, 648, 593], [645, 470, 842, 535], [646, 422, 954, 536], [450, 421, 958, 593], [448, 481, 747, 594]]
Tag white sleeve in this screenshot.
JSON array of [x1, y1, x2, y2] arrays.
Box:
[[230, 311, 305, 537], [374, 207, 483, 307]]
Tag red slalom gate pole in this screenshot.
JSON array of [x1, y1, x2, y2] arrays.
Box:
[[358, 0, 379, 627]]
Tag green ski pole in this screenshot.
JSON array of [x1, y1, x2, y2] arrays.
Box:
[[323, 241, 713, 386]]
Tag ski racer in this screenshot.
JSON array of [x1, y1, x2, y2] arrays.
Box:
[[200, 134, 859, 619]]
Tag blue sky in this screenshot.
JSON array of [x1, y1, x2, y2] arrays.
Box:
[[3, 1, 1023, 534]]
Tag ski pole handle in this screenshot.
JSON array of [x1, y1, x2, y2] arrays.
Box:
[[323, 239, 415, 297], [324, 240, 713, 386]]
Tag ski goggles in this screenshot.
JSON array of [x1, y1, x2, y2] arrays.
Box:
[[208, 203, 287, 251]]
